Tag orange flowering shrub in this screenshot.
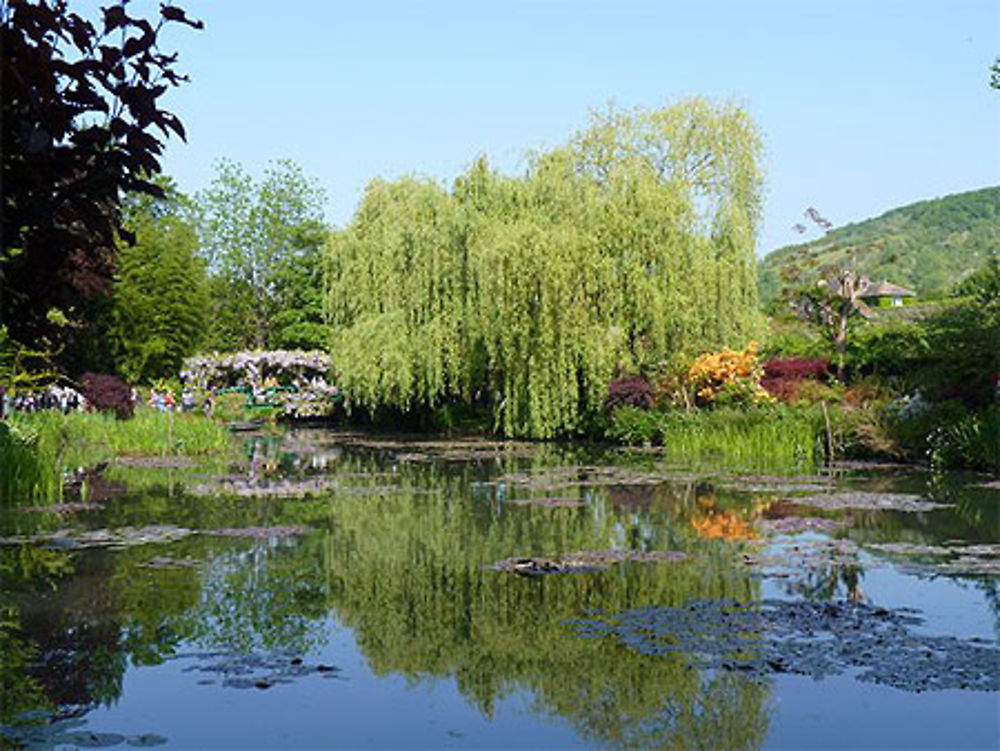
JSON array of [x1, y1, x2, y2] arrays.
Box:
[[686, 342, 773, 406]]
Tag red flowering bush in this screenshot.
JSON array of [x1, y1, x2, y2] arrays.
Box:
[[80, 373, 134, 419], [605, 375, 654, 412], [761, 357, 830, 402]]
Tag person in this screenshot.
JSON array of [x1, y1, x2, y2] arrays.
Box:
[[164, 391, 176, 412], [203, 390, 215, 417], [181, 388, 196, 412]]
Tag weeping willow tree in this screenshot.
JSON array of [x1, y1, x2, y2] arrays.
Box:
[[327, 99, 763, 437]]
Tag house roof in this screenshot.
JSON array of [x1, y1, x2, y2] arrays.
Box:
[[857, 279, 916, 298]]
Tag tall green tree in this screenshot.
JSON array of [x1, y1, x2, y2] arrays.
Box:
[[327, 99, 764, 438], [109, 183, 208, 382], [196, 159, 328, 351]]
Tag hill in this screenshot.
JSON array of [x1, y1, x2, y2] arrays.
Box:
[[759, 186, 1000, 303]]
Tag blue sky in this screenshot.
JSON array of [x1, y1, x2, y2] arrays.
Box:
[[144, 0, 998, 254]]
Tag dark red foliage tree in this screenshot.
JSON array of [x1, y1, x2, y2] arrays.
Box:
[[1, 0, 201, 356], [605, 375, 654, 412], [80, 371, 133, 418], [761, 357, 830, 402]]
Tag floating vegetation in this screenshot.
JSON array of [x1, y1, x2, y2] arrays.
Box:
[[493, 549, 687, 576], [742, 538, 863, 572], [19, 501, 105, 514], [0, 524, 194, 550], [717, 474, 834, 493], [496, 465, 670, 490], [758, 517, 849, 535], [867, 541, 1000, 576], [0, 524, 312, 549], [136, 556, 201, 569], [186, 477, 341, 498], [794, 491, 951, 513], [504, 496, 585, 508], [0, 715, 167, 749], [114, 456, 196, 469], [321, 433, 539, 461], [200, 525, 311, 539], [569, 598, 1000, 692], [176, 651, 342, 690]]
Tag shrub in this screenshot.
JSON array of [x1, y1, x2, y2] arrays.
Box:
[[927, 406, 1000, 472], [605, 375, 654, 412], [761, 357, 830, 402], [649, 357, 694, 409], [80, 373, 134, 419], [687, 342, 771, 407]]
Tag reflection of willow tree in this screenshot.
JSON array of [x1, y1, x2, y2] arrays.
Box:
[[300, 455, 769, 750], [0, 545, 139, 719], [177, 538, 331, 654], [0, 546, 68, 722]]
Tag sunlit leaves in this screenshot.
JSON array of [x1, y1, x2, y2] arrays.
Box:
[[327, 100, 764, 437]]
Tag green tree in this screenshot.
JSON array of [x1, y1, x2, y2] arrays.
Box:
[[110, 183, 208, 382], [196, 159, 328, 350], [327, 100, 764, 438]]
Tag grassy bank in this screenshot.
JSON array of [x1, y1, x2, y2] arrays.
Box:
[[1, 408, 234, 504]]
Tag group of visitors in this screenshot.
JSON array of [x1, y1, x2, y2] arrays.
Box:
[[148, 387, 213, 416], [0, 385, 85, 418]]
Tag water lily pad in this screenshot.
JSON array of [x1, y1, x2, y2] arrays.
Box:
[[137, 556, 201, 569], [759, 517, 848, 535], [115, 456, 195, 468], [173, 651, 342, 690], [55, 731, 126, 747], [125, 734, 168, 747], [794, 491, 950, 512], [20, 502, 104, 514], [0, 525, 194, 550], [493, 549, 686, 575], [570, 598, 1000, 692], [200, 525, 311, 539], [505, 497, 585, 508], [868, 541, 1000, 576]]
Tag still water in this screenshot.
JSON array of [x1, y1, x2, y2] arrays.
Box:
[[1, 430, 998, 749]]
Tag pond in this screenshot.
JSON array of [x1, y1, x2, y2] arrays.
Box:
[[1, 430, 998, 749]]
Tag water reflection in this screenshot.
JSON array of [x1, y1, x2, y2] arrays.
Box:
[[1, 430, 998, 748]]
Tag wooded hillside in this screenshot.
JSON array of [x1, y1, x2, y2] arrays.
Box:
[[760, 186, 1000, 302]]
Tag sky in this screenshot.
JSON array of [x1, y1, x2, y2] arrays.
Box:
[[134, 0, 998, 254]]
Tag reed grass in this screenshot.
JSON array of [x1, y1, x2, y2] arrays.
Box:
[[1, 408, 234, 505], [608, 405, 824, 471]]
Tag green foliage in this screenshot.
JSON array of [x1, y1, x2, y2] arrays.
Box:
[[110, 185, 209, 383], [328, 100, 764, 438], [927, 406, 1000, 472], [0, 418, 64, 504], [952, 251, 1000, 301], [762, 317, 835, 361], [849, 319, 931, 379], [0, 326, 60, 394], [842, 261, 999, 406], [197, 160, 328, 351], [761, 186, 1000, 303]]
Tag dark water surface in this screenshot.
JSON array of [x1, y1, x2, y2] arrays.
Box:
[[1, 430, 998, 750]]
